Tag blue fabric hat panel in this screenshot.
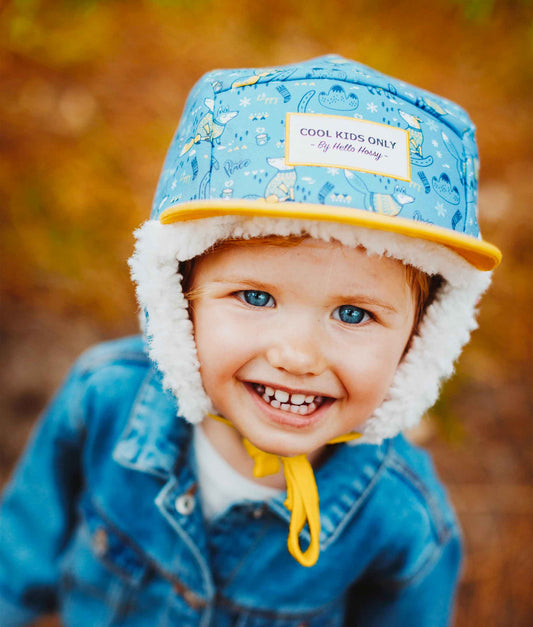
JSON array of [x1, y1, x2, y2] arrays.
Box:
[[151, 55, 501, 270]]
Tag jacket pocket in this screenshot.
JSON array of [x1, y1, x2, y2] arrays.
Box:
[[58, 496, 153, 625]]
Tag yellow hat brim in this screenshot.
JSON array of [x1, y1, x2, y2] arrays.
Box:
[[159, 199, 501, 271]]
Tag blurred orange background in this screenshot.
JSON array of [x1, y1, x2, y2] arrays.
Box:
[[1, 0, 532, 624]]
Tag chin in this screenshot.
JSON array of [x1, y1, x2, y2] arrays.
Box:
[[247, 430, 325, 459]]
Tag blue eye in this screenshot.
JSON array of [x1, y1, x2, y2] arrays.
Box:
[[333, 305, 369, 325], [237, 290, 275, 308]]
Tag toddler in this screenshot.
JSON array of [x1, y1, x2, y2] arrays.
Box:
[[0, 55, 501, 626]]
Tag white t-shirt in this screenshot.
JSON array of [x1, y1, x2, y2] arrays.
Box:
[[193, 425, 282, 520]]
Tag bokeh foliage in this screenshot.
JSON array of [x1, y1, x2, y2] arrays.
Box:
[[1, 0, 532, 413], [1, 2, 532, 624]]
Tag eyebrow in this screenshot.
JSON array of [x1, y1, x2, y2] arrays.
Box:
[[209, 277, 274, 291], [335, 295, 400, 313]]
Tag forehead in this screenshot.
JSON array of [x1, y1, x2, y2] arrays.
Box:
[[192, 237, 409, 293]]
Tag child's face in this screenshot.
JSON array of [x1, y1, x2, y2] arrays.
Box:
[[190, 238, 416, 458]]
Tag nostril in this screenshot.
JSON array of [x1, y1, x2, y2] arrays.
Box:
[[265, 344, 326, 376]]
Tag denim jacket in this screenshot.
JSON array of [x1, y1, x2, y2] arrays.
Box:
[[0, 336, 462, 626]]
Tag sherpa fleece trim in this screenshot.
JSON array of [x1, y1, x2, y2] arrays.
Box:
[[129, 216, 491, 444]]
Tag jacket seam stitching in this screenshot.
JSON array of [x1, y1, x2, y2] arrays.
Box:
[[321, 441, 392, 550], [375, 530, 458, 591], [88, 497, 209, 608], [386, 451, 452, 543], [215, 589, 346, 620]]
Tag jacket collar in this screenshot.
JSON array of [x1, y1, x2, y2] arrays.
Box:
[[113, 367, 191, 478], [268, 438, 390, 549]]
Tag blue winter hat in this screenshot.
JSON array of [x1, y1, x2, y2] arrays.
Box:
[[151, 54, 500, 271]]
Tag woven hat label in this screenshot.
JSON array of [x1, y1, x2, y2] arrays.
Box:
[[285, 112, 411, 181]]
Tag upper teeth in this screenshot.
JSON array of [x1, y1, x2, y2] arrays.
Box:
[[290, 394, 306, 405], [274, 389, 289, 403], [253, 383, 321, 407]]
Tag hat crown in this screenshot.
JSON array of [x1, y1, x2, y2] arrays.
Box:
[[152, 54, 481, 242]]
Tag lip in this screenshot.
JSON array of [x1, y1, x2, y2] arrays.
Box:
[[243, 382, 334, 430]]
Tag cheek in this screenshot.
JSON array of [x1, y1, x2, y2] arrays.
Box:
[[192, 305, 253, 386], [340, 336, 408, 398]]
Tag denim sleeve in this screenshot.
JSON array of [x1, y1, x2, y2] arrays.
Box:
[[0, 360, 88, 625], [344, 532, 463, 627]]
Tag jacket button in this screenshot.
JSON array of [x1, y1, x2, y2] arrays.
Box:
[[93, 528, 109, 556], [252, 506, 265, 519], [175, 493, 195, 515]]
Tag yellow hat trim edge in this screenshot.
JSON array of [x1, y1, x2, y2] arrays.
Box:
[[159, 199, 502, 271]]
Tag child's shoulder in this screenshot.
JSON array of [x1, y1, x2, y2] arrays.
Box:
[[360, 435, 461, 584], [386, 435, 456, 528], [336, 435, 458, 534], [328, 435, 461, 588], [371, 435, 460, 542], [74, 335, 150, 374], [66, 335, 155, 403], [57, 335, 164, 438], [61, 335, 184, 474]]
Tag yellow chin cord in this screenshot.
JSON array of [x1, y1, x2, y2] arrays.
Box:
[[208, 413, 361, 567]]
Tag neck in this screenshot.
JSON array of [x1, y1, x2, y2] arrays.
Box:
[[200, 418, 327, 490]]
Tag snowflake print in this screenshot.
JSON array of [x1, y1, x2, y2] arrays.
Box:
[[240, 97, 251, 107], [367, 102, 378, 113], [435, 202, 447, 217]]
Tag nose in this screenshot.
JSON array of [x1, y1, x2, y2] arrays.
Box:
[[265, 323, 327, 376]]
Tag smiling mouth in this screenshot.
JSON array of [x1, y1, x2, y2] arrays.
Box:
[[249, 383, 330, 416]]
